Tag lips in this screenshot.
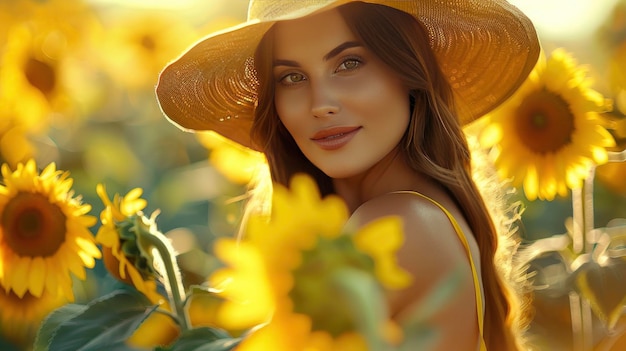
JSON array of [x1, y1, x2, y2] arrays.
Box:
[[311, 126, 361, 150]]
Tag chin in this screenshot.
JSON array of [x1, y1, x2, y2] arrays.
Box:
[[318, 166, 362, 180]]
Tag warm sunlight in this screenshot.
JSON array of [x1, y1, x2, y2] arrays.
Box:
[[1, 0, 625, 350], [510, 0, 619, 39]]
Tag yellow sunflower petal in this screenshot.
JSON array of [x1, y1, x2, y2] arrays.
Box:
[[96, 224, 119, 248], [353, 216, 404, 254], [58, 273, 75, 302], [121, 188, 146, 215], [12, 257, 31, 298], [353, 216, 412, 289], [212, 239, 274, 329], [75, 235, 102, 260], [43, 257, 58, 296], [28, 256, 46, 298], [523, 167, 540, 201], [375, 257, 413, 290], [63, 246, 87, 281], [96, 183, 113, 207]]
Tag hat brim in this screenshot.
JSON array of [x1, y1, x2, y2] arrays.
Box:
[[156, 0, 540, 151]]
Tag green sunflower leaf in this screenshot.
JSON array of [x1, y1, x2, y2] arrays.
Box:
[[155, 327, 242, 351], [42, 290, 157, 351], [34, 303, 87, 351]]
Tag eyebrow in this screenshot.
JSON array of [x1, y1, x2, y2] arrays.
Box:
[[273, 41, 363, 68], [323, 41, 362, 61]]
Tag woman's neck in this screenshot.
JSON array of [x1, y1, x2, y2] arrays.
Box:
[[332, 147, 435, 213]]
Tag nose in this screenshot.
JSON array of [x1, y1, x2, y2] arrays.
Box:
[[310, 81, 340, 118]]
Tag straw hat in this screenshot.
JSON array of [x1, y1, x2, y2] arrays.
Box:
[[156, 0, 540, 150]]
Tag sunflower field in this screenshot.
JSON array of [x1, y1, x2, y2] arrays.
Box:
[[1, 0, 626, 351]]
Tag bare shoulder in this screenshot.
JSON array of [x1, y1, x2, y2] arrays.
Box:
[[347, 191, 465, 252], [347, 192, 471, 271], [347, 192, 480, 350]]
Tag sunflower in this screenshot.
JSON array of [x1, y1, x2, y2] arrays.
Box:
[[197, 131, 267, 185], [96, 184, 234, 349], [97, 10, 199, 91], [96, 184, 182, 348], [0, 287, 66, 347], [210, 174, 411, 351], [0, 0, 102, 128], [0, 160, 101, 302], [95, 184, 164, 304], [476, 49, 616, 201]]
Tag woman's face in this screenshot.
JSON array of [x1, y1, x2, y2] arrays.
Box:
[[272, 8, 410, 179]]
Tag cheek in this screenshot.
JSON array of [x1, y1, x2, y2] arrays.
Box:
[[275, 91, 306, 140], [361, 84, 410, 128]]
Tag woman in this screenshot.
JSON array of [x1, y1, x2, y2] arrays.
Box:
[[156, 1, 540, 350]]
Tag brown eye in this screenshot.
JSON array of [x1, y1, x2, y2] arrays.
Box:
[[282, 72, 306, 84], [337, 58, 361, 72]]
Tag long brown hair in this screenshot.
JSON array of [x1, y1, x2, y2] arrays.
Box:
[[251, 2, 525, 349]]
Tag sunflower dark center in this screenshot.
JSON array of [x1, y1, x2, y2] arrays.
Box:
[[1, 192, 66, 257], [16, 208, 42, 237], [140, 35, 156, 51], [24, 57, 56, 95], [514, 89, 576, 154]]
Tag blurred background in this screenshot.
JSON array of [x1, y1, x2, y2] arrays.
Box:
[[0, 0, 625, 350]]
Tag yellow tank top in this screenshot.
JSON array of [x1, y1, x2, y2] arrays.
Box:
[[391, 191, 487, 351]]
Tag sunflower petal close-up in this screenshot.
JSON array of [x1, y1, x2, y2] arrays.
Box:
[[197, 131, 267, 185], [353, 216, 413, 290]]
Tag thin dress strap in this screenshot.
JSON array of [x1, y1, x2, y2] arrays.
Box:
[[390, 190, 487, 351]]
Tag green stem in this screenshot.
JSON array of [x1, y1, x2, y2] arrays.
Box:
[[134, 214, 191, 332], [582, 167, 596, 253], [330, 268, 388, 351], [572, 167, 595, 255], [570, 166, 597, 351]]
